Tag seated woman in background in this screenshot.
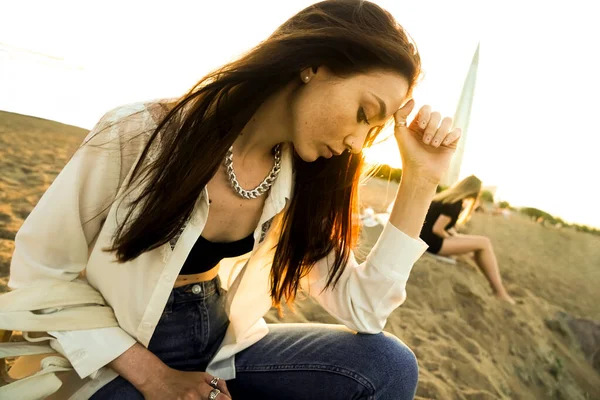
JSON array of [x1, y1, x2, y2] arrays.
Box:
[[420, 175, 516, 304]]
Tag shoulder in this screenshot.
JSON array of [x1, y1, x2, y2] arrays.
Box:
[[429, 200, 443, 211], [453, 199, 465, 209], [433, 200, 461, 216], [84, 98, 178, 156], [92, 98, 178, 137], [447, 200, 464, 214]]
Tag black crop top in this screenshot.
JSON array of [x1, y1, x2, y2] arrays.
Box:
[[179, 233, 255, 275]]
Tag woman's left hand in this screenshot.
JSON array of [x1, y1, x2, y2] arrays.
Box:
[[393, 99, 462, 184]]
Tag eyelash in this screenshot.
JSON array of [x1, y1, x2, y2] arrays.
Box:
[[358, 107, 370, 126]]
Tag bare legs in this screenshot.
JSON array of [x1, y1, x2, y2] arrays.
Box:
[[438, 235, 515, 304]]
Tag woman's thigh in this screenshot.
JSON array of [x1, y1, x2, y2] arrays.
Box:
[[227, 323, 418, 400], [88, 376, 144, 400], [438, 234, 487, 256], [90, 278, 228, 399]]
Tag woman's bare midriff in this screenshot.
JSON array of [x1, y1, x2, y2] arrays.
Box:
[[174, 265, 220, 288]]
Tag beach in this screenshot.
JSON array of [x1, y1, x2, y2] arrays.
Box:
[[1, 112, 599, 399]]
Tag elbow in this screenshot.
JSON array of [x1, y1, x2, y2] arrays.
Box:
[[347, 293, 408, 334], [356, 326, 385, 335], [432, 230, 446, 238], [342, 304, 387, 334], [350, 317, 386, 334]]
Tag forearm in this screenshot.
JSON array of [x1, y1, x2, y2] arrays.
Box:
[[388, 174, 438, 239], [108, 343, 169, 391]]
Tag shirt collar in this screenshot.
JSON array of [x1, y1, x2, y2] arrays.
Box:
[[255, 142, 294, 231]]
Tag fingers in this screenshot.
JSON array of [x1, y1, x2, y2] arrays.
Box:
[[423, 112, 441, 144], [411, 105, 462, 148], [217, 381, 231, 398], [204, 376, 232, 399], [443, 127, 462, 148], [203, 386, 231, 400], [417, 105, 432, 129], [394, 99, 415, 124], [179, 384, 231, 400], [409, 105, 431, 132], [430, 117, 452, 147]]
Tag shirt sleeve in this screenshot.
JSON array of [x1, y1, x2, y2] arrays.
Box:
[[300, 222, 428, 334], [8, 106, 140, 378]]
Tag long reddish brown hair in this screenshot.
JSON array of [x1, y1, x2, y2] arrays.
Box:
[[105, 0, 421, 307]]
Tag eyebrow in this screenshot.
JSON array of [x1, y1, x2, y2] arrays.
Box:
[[369, 92, 387, 121]]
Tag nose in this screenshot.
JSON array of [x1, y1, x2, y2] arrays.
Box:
[[343, 138, 361, 154], [343, 129, 369, 154]]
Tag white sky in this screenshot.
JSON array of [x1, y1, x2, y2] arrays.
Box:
[[0, 0, 598, 228]]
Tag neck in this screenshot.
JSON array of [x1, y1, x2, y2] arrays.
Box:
[[233, 81, 296, 163]]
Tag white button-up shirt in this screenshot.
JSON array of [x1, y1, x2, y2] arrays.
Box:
[[8, 99, 427, 398]]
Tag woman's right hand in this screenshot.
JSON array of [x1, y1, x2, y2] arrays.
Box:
[[140, 367, 232, 400]]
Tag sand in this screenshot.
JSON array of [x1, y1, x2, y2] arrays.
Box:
[[267, 179, 600, 400], [1, 111, 599, 399]]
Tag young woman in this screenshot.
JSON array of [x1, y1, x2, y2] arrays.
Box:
[[8, 1, 462, 398], [420, 176, 516, 304]]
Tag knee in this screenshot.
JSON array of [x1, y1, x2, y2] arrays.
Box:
[[366, 332, 419, 398], [382, 332, 419, 384], [477, 236, 492, 250]]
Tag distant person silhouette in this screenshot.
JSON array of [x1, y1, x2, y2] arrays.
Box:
[[419, 175, 515, 304]]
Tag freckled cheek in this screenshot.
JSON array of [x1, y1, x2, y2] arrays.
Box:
[[327, 111, 354, 142], [314, 119, 344, 144], [297, 112, 325, 139], [298, 103, 351, 143]]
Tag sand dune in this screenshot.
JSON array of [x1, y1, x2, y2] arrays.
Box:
[[0, 111, 88, 290], [1, 111, 599, 399]]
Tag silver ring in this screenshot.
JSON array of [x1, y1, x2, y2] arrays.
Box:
[[208, 388, 221, 400], [210, 377, 220, 388], [395, 120, 407, 127]]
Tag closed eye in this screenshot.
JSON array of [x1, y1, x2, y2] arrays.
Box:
[[357, 107, 370, 126]]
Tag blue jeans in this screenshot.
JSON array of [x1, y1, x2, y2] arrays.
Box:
[[91, 276, 418, 399]]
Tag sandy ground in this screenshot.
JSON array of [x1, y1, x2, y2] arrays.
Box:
[[0, 111, 88, 290], [1, 111, 599, 399], [267, 179, 600, 400]]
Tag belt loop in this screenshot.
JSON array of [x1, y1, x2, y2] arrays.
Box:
[[213, 274, 223, 295]]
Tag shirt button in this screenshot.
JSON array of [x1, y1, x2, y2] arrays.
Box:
[[142, 322, 152, 330], [191, 284, 202, 294]]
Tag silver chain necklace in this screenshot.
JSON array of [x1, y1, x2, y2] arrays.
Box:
[[224, 144, 282, 199]]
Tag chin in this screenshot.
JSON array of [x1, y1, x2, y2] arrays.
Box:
[[301, 154, 320, 163], [294, 145, 319, 163]]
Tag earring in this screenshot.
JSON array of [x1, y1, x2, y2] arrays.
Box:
[[303, 75, 310, 82]]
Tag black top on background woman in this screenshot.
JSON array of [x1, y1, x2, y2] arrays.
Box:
[[420, 175, 516, 304]]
